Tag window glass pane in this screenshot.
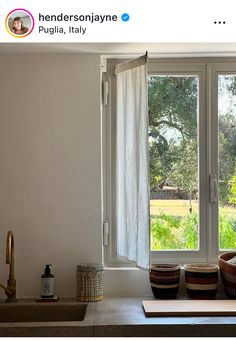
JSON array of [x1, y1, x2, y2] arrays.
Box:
[[218, 75, 236, 250], [149, 75, 199, 251]]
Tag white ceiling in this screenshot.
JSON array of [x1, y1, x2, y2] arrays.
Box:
[[1, 43, 236, 56]]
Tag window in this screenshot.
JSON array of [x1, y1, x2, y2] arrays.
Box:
[[103, 58, 236, 266], [149, 74, 199, 251], [209, 64, 236, 258]]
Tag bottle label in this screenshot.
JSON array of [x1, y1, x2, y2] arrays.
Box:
[[41, 278, 54, 297]]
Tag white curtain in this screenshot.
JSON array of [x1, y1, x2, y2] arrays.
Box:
[[116, 55, 150, 269]]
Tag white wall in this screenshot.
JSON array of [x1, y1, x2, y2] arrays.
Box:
[[0, 53, 102, 297], [0, 52, 151, 298]]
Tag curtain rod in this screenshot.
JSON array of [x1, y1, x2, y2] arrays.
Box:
[[115, 51, 148, 74]]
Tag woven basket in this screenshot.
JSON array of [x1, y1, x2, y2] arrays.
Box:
[[184, 263, 218, 299], [219, 252, 236, 298], [149, 264, 181, 299], [76, 263, 104, 302]]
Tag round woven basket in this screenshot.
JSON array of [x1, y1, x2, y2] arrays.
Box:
[[149, 264, 181, 299], [219, 252, 236, 298], [184, 263, 218, 299]]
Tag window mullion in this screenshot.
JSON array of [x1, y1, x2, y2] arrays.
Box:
[[207, 65, 219, 261]]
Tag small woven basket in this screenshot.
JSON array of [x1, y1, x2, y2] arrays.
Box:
[[76, 263, 104, 302], [184, 263, 218, 299], [149, 263, 181, 299]]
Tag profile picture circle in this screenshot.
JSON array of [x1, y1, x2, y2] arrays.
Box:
[[5, 9, 34, 38]]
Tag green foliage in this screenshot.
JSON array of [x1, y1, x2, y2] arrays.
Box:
[[149, 144, 170, 189], [171, 140, 198, 204], [148, 76, 236, 206], [220, 75, 236, 97], [229, 164, 236, 205], [151, 213, 236, 251], [181, 213, 199, 249], [151, 213, 198, 250], [148, 76, 198, 193], [218, 113, 236, 205], [151, 213, 182, 250], [219, 214, 236, 249], [148, 76, 198, 138]]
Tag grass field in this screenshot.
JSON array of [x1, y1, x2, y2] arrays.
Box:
[[150, 199, 236, 218]]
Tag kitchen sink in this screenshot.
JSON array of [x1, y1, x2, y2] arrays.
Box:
[[0, 303, 88, 322]]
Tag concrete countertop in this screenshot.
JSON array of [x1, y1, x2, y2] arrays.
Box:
[[94, 297, 236, 337], [0, 297, 236, 336]]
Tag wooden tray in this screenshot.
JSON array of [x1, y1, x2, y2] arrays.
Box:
[[143, 300, 236, 317], [36, 296, 59, 302]]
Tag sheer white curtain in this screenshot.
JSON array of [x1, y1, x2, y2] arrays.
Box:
[[116, 55, 150, 269]]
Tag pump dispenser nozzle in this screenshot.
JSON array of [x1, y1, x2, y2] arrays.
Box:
[[45, 264, 52, 276]]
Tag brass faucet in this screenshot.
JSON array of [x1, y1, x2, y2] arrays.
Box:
[[0, 231, 17, 302]]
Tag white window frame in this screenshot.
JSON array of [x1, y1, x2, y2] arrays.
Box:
[[208, 63, 236, 261], [102, 57, 236, 267], [102, 59, 136, 267]]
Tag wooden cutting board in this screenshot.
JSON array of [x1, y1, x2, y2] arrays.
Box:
[[143, 300, 236, 317]]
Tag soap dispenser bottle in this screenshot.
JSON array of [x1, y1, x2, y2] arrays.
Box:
[[41, 264, 54, 298]]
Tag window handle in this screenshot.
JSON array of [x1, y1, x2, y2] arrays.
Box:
[[103, 221, 109, 246], [210, 174, 218, 203]]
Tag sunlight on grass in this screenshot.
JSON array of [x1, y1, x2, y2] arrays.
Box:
[[150, 200, 236, 218], [150, 200, 198, 216], [219, 206, 236, 218]]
